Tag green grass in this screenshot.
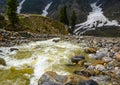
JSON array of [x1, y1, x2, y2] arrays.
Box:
[[19, 14, 68, 35]]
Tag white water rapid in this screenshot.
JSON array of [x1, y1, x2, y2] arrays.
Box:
[[74, 0, 120, 35], [17, 0, 26, 14], [0, 38, 84, 85], [41, 2, 53, 17]]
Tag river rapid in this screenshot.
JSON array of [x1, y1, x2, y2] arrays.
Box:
[[0, 38, 85, 85]]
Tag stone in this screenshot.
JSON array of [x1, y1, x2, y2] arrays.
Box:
[[0, 57, 6, 66], [84, 48, 96, 54], [115, 53, 120, 61], [52, 38, 60, 43], [71, 55, 85, 64], [102, 57, 112, 63], [95, 64, 105, 71], [38, 71, 66, 85], [38, 71, 90, 85], [95, 51, 106, 60], [0, 50, 2, 52], [88, 54, 97, 59], [10, 48, 19, 52], [78, 80, 98, 85]]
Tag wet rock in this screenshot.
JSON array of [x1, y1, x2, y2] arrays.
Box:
[[0, 57, 6, 66], [95, 64, 105, 71], [10, 48, 19, 52], [71, 55, 85, 64], [74, 69, 100, 77], [84, 48, 96, 54], [115, 53, 120, 61], [78, 80, 98, 85], [0, 50, 2, 52], [88, 54, 97, 59], [52, 38, 60, 43], [90, 76, 110, 84], [115, 70, 120, 78], [92, 60, 105, 65], [38, 71, 66, 85], [102, 57, 112, 63], [95, 51, 107, 60], [38, 71, 90, 85]]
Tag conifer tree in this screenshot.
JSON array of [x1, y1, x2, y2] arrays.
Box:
[[7, 0, 19, 26], [60, 6, 69, 26]]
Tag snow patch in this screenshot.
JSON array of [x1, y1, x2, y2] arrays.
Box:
[[41, 2, 53, 17], [74, 0, 120, 35]]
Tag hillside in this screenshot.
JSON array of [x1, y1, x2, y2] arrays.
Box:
[[1, 14, 68, 35], [0, 0, 120, 23], [19, 14, 68, 34]]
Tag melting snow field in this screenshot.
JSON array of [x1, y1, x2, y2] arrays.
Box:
[[74, 0, 120, 35], [17, 0, 26, 14], [0, 38, 83, 85], [41, 2, 53, 17]]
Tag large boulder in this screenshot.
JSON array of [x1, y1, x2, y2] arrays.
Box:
[[38, 71, 90, 85], [0, 57, 6, 66]]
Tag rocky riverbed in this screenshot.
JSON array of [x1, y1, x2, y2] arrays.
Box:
[[0, 29, 120, 85]]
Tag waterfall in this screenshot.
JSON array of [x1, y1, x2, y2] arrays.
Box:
[[17, 0, 26, 14], [41, 2, 53, 17]]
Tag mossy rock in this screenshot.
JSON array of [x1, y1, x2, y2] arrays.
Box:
[[0, 58, 6, 66]]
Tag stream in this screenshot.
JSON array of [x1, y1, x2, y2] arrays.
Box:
[[0, 38, 85, 85]]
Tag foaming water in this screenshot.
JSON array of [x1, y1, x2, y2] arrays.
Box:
[[0, 38, 83, 85]]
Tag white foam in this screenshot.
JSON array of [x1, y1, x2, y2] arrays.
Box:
[[0, 38, 82, 85]]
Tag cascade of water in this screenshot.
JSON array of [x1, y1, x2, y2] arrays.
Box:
[[41, 2, 53, 17], [17, 0, 26, 14]]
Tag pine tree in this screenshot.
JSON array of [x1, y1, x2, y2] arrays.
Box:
[[70, 10, 77, 34], [60, 6, 69, 26], [7, 0, 19, 26]]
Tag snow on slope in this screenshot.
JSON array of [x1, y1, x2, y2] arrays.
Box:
[[17, 0, 26, 14], [41, 2, 53, 17], [74, 0, 120, 35]]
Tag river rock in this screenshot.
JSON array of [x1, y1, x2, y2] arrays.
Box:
[[52, 38, 60, 43], [102, 57, 112, 63], [38, 71, 90, 85], [10, 48, 19, 52], [84, 48, 96, 54], [95, 64, 105, 71], [71, 55, 85, 64], [38, 71, 66, 85], [0, 57, 6, 66], [78, 80, 98, 85], [115, 53, 120, 61], [95, 51, 107, 60]]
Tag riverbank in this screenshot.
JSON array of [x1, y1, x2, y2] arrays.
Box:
[[0, 30, 120, 85]]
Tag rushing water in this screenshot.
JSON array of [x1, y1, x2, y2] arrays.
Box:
[[0, 38, 85, 85], [17, 0, 26, 14]]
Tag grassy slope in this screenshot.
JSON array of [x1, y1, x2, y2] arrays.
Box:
[[18, 14, 68, 35]]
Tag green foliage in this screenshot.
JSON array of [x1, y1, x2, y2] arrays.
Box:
[[20, 14, 68, 35], [70, 10, 77, 34], [7, 0, 19, 26], [60, 5, 69, 26], [0, 14, 6, 28]]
